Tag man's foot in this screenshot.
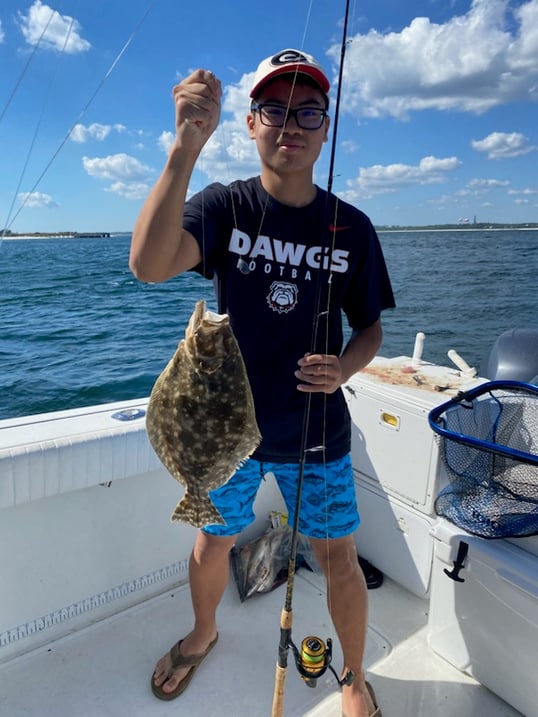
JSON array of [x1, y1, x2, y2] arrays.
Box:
[[342, 678, 381, 717], [150, 632, 218, 700]]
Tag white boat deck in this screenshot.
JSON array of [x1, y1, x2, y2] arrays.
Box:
[[0, 568, 522, 717]]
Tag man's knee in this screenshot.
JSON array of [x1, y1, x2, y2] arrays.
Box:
[[309, 535, 358, 576], [193, 531, 237, 562]]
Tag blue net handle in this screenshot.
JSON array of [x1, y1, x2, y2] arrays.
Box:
[[428, 380, 538, 467]]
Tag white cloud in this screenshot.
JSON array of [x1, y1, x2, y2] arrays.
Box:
[[508, 187, 538, 195], [330, 0, 538, 118], [158, 131, 174, 154], [467, 178, 510, 188], [197, 74, 259, 183], [70, 123, 126, 143], [471, 131, 537, 159], [342, 155, 461, 201], [341, 139, 359, 153], [0, 19, 5, 44], [456, 177, 511, 198], [17, 0, 90, 54], [18, 191, 58, 208], [105, 182, 151, 200], [82, 153, 152, 182], [82, 154, 154, 199]]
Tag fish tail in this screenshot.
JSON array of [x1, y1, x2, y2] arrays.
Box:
[[171, 493, 226, 528]]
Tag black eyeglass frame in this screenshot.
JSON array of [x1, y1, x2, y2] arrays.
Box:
[[250, 102, 328, 130]]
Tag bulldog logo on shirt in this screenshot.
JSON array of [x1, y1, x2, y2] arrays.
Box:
[[266, 282, 298, 313]]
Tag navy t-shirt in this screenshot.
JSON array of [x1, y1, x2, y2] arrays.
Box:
[[183, 176, 395, 463]]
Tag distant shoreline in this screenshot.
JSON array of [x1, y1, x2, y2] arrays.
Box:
[[377, 222, 538, 232], [377, 225, 538, 232], [2, 223, 537, 239], [1, 231, 114, 239]]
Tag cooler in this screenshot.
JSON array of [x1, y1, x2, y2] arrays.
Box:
[[345, 357, 482, 514], [354, 480, 435, 597], [345, 357, 482, 597], [428, 518, 538, 717]]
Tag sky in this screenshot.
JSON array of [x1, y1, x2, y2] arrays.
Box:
[[0, 0, 537, 233]]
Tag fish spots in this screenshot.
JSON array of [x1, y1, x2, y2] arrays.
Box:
[[146, 300, 261, 528]]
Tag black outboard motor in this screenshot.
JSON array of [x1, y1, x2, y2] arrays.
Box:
[[480, 328, 538, 383]]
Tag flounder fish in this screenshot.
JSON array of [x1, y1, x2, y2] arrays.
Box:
[[146, 299, 261, 527]]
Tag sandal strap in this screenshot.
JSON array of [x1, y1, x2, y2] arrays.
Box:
[[169, 635, 218, 669]]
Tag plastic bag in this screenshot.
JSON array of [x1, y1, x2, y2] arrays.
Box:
[[230, 524, 319, 602]]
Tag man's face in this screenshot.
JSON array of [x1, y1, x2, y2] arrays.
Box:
[[247, 77, 329, 176]]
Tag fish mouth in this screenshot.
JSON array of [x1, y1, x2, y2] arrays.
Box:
[[186, 300, 231, 374], [189, 300, 228, 337], [203, 309, 228, 327]]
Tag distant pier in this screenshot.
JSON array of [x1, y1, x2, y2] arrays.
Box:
[[1, 231, 112, 238]]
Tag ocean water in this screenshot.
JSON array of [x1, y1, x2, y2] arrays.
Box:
[[1, 229, 536, 420]]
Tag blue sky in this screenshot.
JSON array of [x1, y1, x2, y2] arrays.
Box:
[[1, 0, 537, 233]]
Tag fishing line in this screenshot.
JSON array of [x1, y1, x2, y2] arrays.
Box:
[[0, 2, 58, 126], [219, 0, 316, 283], [271, 2, 352, 714], [309, 0, 354, 608], [1, 2, 79, 244], [1, 0, 158, 239]]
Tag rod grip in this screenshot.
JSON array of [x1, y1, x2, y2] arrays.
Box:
[[271, 664, 287, 717], [279, 607, 293, 630], [272, 608, 293, 716]]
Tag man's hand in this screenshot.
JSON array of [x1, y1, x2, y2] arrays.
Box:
[[295, 353, 344, 394], [172, 69, 222, 151]]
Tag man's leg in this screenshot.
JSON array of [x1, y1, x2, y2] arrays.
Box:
[[152, 530, 237, 695], [152, 460, 264, 695], [310, 535, 376, 717]]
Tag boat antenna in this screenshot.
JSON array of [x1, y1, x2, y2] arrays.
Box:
[[270, 1, 352, 714]]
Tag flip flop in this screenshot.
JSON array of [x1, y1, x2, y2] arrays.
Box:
[[366, 680, 382, 717], [150, 634, 219, 701], [341, 680, 382, 717]]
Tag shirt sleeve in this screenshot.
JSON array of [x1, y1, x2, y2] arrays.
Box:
[[342, 214, 396, 330], [182, 182, 231, 279]]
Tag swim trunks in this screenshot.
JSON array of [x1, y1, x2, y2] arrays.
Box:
[[203, 454, 360, 539]]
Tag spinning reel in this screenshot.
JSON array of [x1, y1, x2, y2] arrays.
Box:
[[290, 635, 354, 689]]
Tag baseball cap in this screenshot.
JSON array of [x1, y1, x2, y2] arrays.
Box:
[[250, 49, 330, 99]]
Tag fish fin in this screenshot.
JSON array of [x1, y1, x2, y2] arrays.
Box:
[[171, 493, 226, 528]]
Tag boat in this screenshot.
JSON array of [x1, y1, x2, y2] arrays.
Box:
[[1, 329, 536, 717]]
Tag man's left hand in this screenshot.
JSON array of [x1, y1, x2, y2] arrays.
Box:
[[295, 353, 343, 394]]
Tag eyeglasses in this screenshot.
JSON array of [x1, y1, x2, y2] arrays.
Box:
[[251, 102, 327, 130]]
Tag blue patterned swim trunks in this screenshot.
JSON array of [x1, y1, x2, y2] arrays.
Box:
[[203, 454, 360, 539]]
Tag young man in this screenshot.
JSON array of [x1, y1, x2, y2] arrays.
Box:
[[130, 49, 394, 717]]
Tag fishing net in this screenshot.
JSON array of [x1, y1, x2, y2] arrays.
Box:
[[429, 381, 538, 538]]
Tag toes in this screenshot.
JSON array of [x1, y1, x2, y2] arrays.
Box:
[[152, 656, 171, 686], [161, 668, 189, 694], [160, 675, 177, 694]]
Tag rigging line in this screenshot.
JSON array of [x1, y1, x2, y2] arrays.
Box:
[[326, 10, 350, 196], [2, 3, 79, 240], [221, 0, 315, 286], [307, 0, 354, 598], [0, 2, 58, 126], [3, 0, 158, 234], [271, 2, 352, 715]]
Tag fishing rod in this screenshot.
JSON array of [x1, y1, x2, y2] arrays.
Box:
[[270, 1, 353, 714]]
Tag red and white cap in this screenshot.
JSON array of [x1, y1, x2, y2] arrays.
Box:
[[250, 49, 330, 99]]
